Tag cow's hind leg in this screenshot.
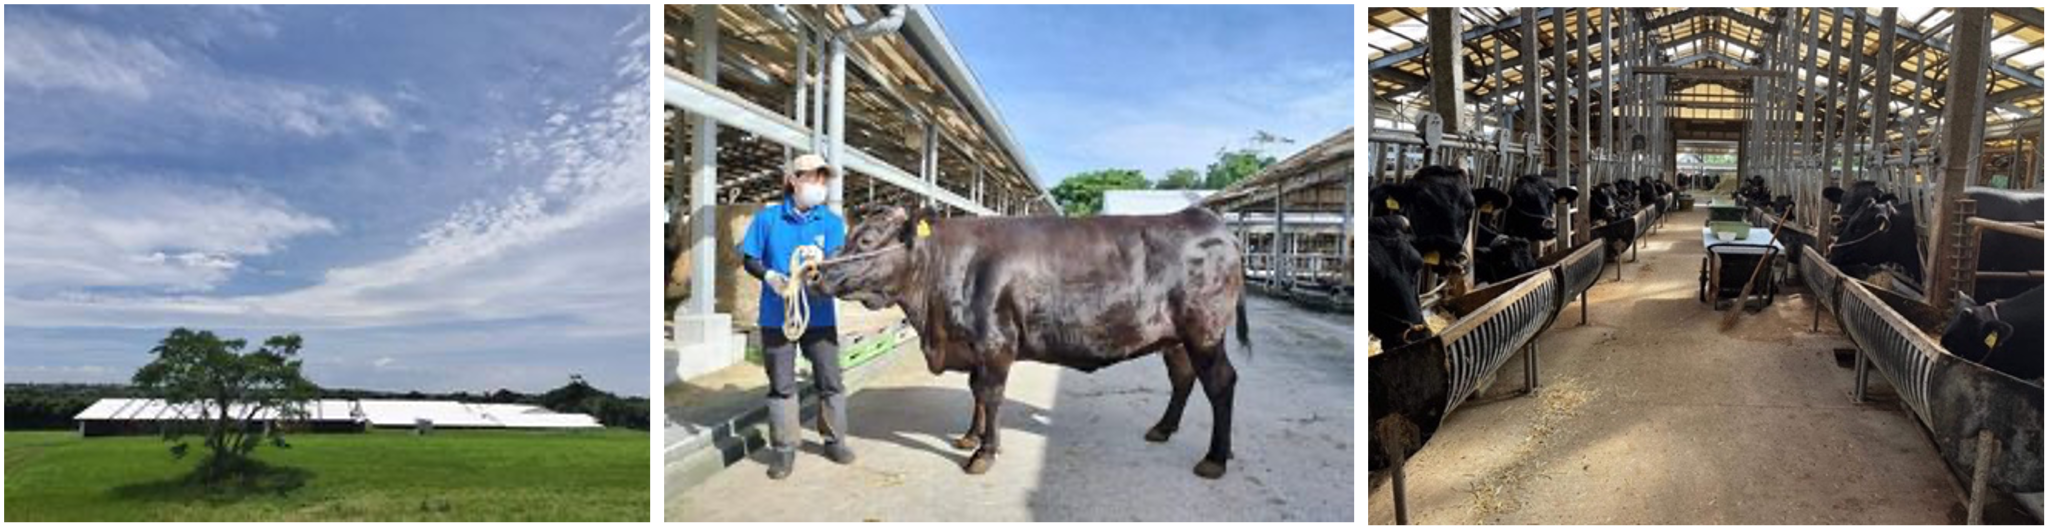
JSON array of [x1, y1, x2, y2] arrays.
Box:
[[1146, 344, 1198, 443], [1191, 343, 1238, 479], [953, 369, 987, 450], [963, 362, 1011, 475]]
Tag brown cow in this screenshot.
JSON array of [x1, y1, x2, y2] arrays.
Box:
[[813, 205, 1251, 479]]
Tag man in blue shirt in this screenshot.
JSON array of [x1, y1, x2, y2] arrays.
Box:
[[737, 153, 852, 479]]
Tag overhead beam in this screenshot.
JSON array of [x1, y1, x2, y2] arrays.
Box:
[[1646, 7, 1779, 33], [664, 65, 996, 216], [1851, 8, 2043, 89], [1994, 7, 2042, 29], [1633, 66, 1789, 79]]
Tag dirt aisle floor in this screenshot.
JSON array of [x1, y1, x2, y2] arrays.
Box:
[[1368, 201, 1969, 524], [671, 294, 1353, 521]]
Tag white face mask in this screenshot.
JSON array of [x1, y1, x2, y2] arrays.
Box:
[[795, 182, 828, 209]]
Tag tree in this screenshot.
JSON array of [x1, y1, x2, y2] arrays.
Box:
[[131, 328, 318, 481], [1050, 169, 1149, 216], [1154, 168, 1203, 190], [1203, 149, 1277, 190]]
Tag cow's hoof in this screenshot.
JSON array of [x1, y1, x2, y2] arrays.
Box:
[[951, 434, 981, 450], [1193, 459, 1228, 479], [1143, 426, 1174, 443], [963, 451, 996, 475]]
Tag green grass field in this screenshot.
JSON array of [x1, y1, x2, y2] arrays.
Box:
[[5, 429, 649, 521]]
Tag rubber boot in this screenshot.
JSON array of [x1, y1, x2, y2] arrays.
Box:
[[765, 396, 800, 480], [818, 394, 856, 464]]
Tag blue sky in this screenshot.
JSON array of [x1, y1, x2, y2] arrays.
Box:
[[5, 6, 652, 395], [930, 4, 1353, 185]]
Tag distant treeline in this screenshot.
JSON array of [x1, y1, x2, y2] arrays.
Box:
[[5, 383, 138, 430], [5, 376, 649, 431]]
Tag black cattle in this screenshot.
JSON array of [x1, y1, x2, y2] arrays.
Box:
[[1493, 173, 1580, 242], [1474, 229, 1538, 284], [1963, 187, 2045, 300], [1369, 166, 1510, 274], [1368, 215, 1431, 348], [1941, 286, 2043, 381], [1738, 176, 1772, 208], [1612, 178, 1642, 214], [1823, 181, 1924, 282], [1769, 194, 1798, 221], [1825, 182, 2043, 298], [1470, 174, 1577, 283], [814, 205, 1251, 479], [1588, 183, 1636, 256], [1640, 177, 1671, 213]]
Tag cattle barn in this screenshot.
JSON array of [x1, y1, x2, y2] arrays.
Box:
[[1368, 8, 2043, 525], [1205, 128, 1358, 310]]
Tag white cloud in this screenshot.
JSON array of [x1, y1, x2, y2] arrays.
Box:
[[5, 6, 653, 394], [4, 10, 395, 146], [6, 180, 336, 294], [3, 13, 178, 99], [6, 55, 651, 336]]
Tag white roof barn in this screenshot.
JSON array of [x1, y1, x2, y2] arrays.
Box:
[[73, 398, 360, 422], [72, 398, 601, 432]]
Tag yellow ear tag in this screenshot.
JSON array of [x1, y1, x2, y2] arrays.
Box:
[[1985, 331, 2000, 349], [1385, 198, 1401, 211], [916, 220, 931, 239], [1422, 251, 1441, 265], [1480, 204, 1496, 214]]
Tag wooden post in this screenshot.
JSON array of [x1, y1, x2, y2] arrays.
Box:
[[1966, 430, 1999, 525], [1841, 9, 1866, 185], [1868, 9, 1898, 186], [1553, 9, 1571, 181], [1427, 8, 1466, 135], [1927, 9, 1991, 315]]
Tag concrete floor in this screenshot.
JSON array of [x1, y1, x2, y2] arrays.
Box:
[[1367, 202, 1972, 524], [669, 294, 1354, 521]]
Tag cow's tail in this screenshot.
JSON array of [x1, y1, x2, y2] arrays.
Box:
[[1235, 284, 1254, 361]]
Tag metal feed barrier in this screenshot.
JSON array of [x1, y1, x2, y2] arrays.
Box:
[[1370, 241, 1605, 524], [1809, 246, 2044, 519], [1800, 246, 1844, 330]]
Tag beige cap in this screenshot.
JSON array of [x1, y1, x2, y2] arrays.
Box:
[[790, 153, 831, 175]]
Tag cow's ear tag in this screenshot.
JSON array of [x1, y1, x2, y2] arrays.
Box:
[[1480, 204, 1496, 214], [915, 219, 932, 239], [1385, 198, 1401, 211], [1985, 331, 2000, 349]]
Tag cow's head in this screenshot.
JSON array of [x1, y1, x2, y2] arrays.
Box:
[[1475, 233, 1539, 283], [813, 204, 937, 310], [1587, 183, 1622, 222], [1366, 215, 1429, 347], [1823, 181, 1919, 280], [1368, 165, 1508, 273], [1496, 173, 1578, 241], [1941, 291, 2015, 366]]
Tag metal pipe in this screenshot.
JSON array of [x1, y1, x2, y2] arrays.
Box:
[[687, 4, 720, 316], [825, 6, 908, 216], [1601, 7, 1614, 175], [1522, 8, 1542, 173]]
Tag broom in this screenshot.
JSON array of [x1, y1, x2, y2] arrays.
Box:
[[1721, 209, 1791, 330]]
